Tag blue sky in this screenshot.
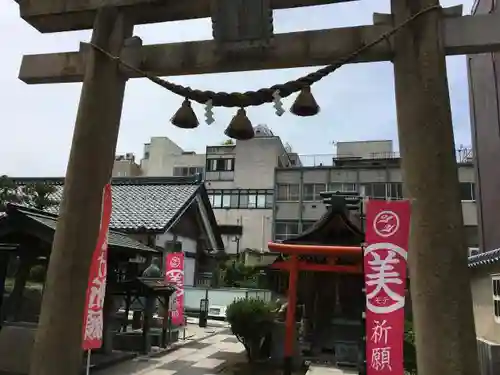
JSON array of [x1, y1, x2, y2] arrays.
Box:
[[0, 0, 475, 176]]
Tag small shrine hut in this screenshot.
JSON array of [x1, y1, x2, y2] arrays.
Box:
[[268, 193, 365, 374]]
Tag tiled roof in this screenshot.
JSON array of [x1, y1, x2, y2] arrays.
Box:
[[468, 248, 500, 268], [10, 176, 202, 232], [8, 205, 158, 253]]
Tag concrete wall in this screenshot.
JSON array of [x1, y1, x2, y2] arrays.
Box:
[[113, 160, 142, 177], [471, 265, 500, 343], [215, 208, 272, 254], [470, 262, 500, 375], [206, 136, 287, 190], [468, 0, 500, 252]]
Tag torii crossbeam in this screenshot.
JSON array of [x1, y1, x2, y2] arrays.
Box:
[[19, 9, 500, 84], [10, 1, 496, 375]]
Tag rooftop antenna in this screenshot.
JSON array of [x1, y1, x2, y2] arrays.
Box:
[[331, 140, 338, 155]]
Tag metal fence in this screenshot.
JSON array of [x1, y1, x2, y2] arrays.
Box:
[[292, 147, 473, 167]]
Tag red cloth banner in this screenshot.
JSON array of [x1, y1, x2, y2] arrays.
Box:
[[364, 199, 411, 375], [82, 184, 112, 350], [165, 252, 185, 326]]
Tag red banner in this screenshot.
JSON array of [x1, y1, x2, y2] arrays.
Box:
[[82, 184, 112, 350], [165, 252, 185, 326], [364, 199, 411, 375]]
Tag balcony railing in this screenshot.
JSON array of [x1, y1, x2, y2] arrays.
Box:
[[291, 147, 473, 167]]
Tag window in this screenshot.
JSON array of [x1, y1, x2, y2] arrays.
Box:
[[173, 166, 204, 177], [387, 183, 404, 200], [460, 182, 476, 201], [303, 183, 326, 201], [361, 183, 388, 199], [164, 240, 182, 253], [302, 221, 316, 232], [207, 189, 273, 209], [492, 276, 500, 323], [329, 183, 357, 193], [275, 221, 299, 241], [276, 184, 300, 201], [206, 158, 234, 172], [372, 183, 387, 199]]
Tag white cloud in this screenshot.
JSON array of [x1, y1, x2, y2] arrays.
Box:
[[0, 0, 476, 176]]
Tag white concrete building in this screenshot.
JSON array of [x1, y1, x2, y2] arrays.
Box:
[[116, 125, 296, 256]]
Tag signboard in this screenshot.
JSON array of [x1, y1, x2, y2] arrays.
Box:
[[364, 200, 411, 375], [165, 252, 185, 325], [82, 184, 112, 350]]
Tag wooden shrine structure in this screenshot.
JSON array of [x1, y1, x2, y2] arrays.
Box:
[[0, 204, 176, 374], [10, 1, 500, 375], [268, 196, 364, 373]]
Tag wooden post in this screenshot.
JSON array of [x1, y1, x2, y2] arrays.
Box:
[[391, 1, 479, 375], [284, 255, 298, 375], [29, 8, 133, 375]]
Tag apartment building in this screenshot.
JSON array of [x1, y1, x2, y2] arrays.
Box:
[[113, 153, 142, 177], [115, 125, 297, 255], [467, 0, 500, 252], [273, 140, 479, 250]]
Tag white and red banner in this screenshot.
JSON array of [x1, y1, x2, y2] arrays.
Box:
[[364, 199, 411, 375], [82, 184, 112, 350], [165, 252, 185, 326]]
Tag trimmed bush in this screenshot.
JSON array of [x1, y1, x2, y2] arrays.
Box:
[[226, 298, 275, 362]]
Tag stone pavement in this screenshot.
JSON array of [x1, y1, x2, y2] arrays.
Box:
[[306, 364, 357, 375], [96, 329, 244, 375]]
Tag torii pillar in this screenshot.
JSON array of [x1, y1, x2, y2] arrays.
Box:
[[391, 2, 480, 375], [10, 1, 500, 375]]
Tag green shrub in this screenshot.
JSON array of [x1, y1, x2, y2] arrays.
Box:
[[226, 298, 275, 362]]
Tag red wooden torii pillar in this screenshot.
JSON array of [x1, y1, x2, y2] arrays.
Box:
[[268, 240, 363, 374]]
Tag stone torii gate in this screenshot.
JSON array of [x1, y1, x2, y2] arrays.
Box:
[[10, 1, 500, 375]]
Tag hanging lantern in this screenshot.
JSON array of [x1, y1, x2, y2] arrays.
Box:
[[290, 86, 320, 117], [224, 108, 255, 141], [171, 99, 199, 129]]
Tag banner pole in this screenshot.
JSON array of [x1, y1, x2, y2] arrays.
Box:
[[86, 349, 91, 375]]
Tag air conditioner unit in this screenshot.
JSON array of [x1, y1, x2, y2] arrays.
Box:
[[469, 247, 480, 257]]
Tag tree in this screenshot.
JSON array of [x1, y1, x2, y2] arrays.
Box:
[[0, 175, 22, 211], [222, 139, 234, 145], [222, 260, 259, 288], [21, 183, 59, 210], [0, 177, 59, 212]]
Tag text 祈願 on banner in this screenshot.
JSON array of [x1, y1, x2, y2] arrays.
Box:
[[364, 199, 411, 375]]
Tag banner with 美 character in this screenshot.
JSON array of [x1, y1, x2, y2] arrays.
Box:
[[364, 199, 411, 375], [82, 184, 112, 350], [165, 252, 185, 325]]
